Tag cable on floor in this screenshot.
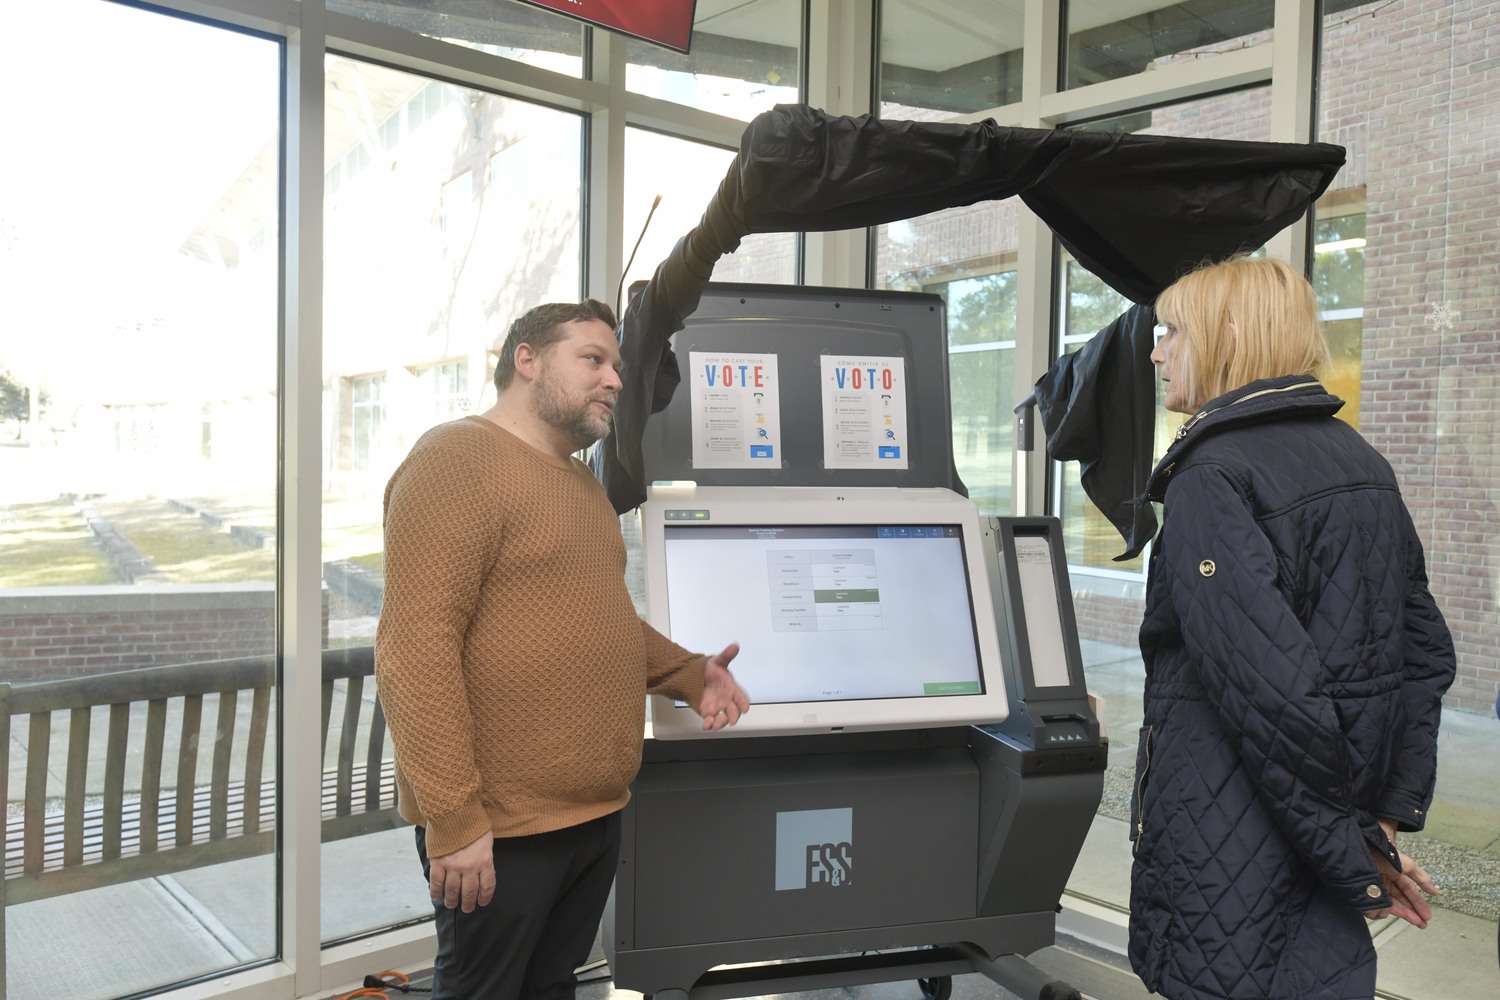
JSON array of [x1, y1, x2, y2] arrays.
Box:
[[332, 970, 432, 999]]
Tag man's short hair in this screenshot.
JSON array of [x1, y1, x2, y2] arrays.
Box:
[[493, 299, 618, 391]]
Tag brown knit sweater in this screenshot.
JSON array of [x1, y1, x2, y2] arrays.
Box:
[[375, 416, 707, 856]]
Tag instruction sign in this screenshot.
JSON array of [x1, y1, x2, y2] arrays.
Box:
[[689, 351, 782, 468], [820, 355, 909, 469]]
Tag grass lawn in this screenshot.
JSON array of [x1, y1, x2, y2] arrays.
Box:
[[322, 497, 384, 564], [350, 551, 384, 573], [184, 494, 276, 529], [2, 494, 386, 588], [0, 499, 116, 587], [180, 492, 383, 565], [94, 498, 277, 583]]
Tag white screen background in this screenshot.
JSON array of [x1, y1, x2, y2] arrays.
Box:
[[662, 526, 983, 703]]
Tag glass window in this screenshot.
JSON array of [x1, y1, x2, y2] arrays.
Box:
[[1314, 8, 1500, 981], [416, 360, 472, 424], [379, 107, 403, 151], [1065, 0, 1275, 90], [0, 3, 281, 997], [929, 272, 1017, 514], [617, 128, 799, 602], [626, 0, 802, 120], [328, 0, 585, 76], [1060, 4, 1500, 981], [1053, 96, 1275, 870], [351, 374, 387, 475], [1071, 85, 1273, 142], [1057, 88, 1272, 584], [879, 0, 1024, 118], [622, 127, 797, 306], [874, 203, 1020, 515], [320, 54, 586, 944], [1312, 208, 1365, 311], [1055, 262, 1146, 574], [1313, 202, 1365, 426], [441, 170, 477, 241]]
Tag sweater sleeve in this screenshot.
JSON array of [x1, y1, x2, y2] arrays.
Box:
[[1374, 517, 1457, 831], [374, 431, 496, 857], [1162, 464, 1388, 911], [641, 620, 707, 713]]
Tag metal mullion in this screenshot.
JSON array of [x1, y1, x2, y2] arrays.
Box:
[[283, 0, 328, 992]]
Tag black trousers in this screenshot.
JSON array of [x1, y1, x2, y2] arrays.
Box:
[[416, 812, 622, 1000]]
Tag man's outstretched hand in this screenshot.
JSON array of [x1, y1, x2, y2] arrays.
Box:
[[700, 642, 750, 730]]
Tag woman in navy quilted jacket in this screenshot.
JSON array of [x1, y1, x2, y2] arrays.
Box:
[[1129, 256, 1456, 1000]]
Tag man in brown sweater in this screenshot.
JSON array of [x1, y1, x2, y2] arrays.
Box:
[[376, 299, 749, 1000]]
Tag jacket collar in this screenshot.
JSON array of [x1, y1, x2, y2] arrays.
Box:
[[1143, 375, 1345, 502]]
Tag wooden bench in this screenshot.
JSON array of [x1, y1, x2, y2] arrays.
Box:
[[0, 646, 403, 947]]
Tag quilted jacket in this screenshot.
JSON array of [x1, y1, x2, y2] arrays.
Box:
[[1129, 375, 1456, 1000]]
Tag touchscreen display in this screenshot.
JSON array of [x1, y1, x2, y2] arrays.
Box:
[[661, 524, 984, 704]]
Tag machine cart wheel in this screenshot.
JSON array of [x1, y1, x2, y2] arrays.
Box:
[[918, 974, 953, 999]]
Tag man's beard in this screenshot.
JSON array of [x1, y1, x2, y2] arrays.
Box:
[[534, 367, 613, 450]]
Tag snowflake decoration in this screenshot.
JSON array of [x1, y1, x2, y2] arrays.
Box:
[[0, 505, 16, 529], [1425, 300, 1461, 332]]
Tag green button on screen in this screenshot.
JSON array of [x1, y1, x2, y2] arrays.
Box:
[[923, 681, 981, 695]]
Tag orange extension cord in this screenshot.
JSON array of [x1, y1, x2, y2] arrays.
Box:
[[331, 969, 431, 999]]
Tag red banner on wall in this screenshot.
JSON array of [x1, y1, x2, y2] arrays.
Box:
[[515, 0, 697, 54]]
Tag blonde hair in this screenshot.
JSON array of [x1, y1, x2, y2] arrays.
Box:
[[1154, 256, 1330, 411]]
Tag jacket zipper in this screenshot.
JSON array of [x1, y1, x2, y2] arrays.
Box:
[[1174, 381, 1313, 442], [1134, 723, 1153, 854]]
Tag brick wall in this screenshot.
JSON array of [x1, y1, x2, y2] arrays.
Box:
[[1326, 0, 1499, 714], [1072, 589, 1145, 649], [0, 585, 328, 684]]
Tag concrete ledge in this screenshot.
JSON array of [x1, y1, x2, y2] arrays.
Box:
[[0, 582, 277, 615], [324, 560, 383, 614], [230, 524, 275, 549], [167, 498, 273, 549], [75, 500, 167, 584]]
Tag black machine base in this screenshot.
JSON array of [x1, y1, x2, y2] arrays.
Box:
[[604, 725, 1104, 999]]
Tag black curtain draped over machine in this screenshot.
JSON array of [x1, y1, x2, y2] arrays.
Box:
[[591, 104, 1344, 558]]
